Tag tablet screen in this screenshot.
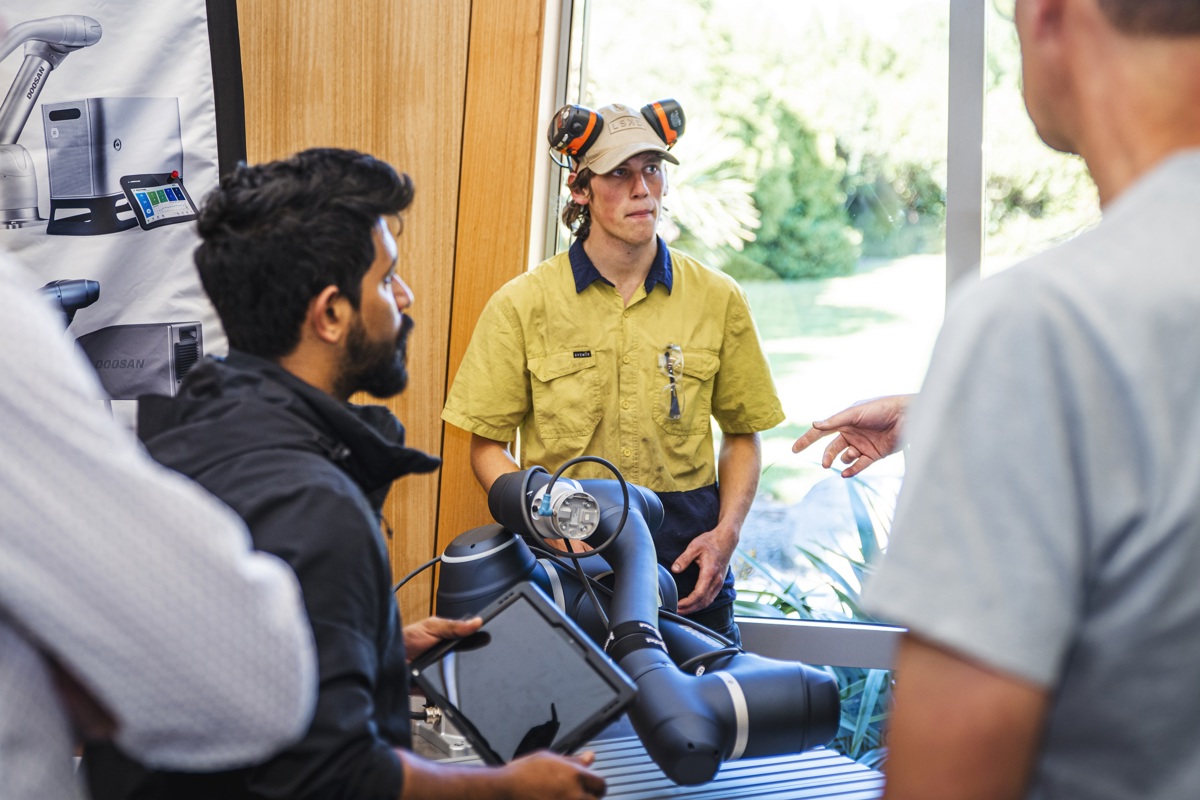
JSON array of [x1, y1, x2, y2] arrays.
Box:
[[412, 584, 635, 763], [130, 182, 193, 223], [120, 173, 199, 231]]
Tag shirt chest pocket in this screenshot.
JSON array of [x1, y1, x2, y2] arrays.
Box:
[[652, 349, 720, 437], [528, 351, 602, 439]]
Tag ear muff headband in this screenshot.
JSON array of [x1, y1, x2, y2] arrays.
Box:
[[640, 99, 685, 148]]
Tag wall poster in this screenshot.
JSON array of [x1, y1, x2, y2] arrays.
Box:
[[0, 0, 244, 423]]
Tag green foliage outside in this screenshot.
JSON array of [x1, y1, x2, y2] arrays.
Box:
[[576, 0, 1104, 766], [846, 154, 946, 259], [982, 15, 1099, 255], [734, 476, 894, 768], [581, 0, 1097, 278], [582, 0, 952, 279], [739, 103, 861, 279]]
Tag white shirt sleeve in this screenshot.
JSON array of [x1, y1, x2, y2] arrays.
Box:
[[0, 262, 316, 770]]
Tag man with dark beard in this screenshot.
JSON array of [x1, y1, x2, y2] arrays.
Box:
[[83, 149, 606, 800]]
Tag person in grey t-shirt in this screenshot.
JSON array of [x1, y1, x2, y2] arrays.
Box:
[[794, 1, 1200, 798]]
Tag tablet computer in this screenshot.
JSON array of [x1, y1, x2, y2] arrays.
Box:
[[120, 172, 198, 230], [411, 582, 636, 764]]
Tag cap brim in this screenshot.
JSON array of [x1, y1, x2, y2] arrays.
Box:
[[583, 143, 679, 176]]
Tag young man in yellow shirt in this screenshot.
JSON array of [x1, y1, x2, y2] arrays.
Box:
[[443, 102, 784, 644]]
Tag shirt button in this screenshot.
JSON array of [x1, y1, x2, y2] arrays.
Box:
[[623, 311, 630, 319], [622, 355, 630, 364], [621, 400, 630, 410], [622, 448, 632, 457]]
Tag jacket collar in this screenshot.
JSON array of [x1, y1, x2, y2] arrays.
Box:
[[138, 351, 440, 504]]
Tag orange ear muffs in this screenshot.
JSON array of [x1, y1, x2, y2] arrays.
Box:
[[547, 104, 603, 162], [640, 99, 685, 148]]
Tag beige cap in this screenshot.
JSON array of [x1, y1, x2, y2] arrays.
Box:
[[575, 103, 680, 175]]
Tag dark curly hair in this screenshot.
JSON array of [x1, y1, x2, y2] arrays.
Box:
[[560, 168, 596, 240], [195, 148, 414, 360]]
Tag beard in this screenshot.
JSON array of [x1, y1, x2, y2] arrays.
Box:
[[337, 312, 414, 400]]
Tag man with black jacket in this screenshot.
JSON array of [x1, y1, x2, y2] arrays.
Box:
[[84, 148, 605, 800]]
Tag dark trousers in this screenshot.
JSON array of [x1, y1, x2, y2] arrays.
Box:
[[683, 602, 742, 648]]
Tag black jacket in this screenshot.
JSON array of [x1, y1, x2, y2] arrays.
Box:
[[85, 351, 439, 800]]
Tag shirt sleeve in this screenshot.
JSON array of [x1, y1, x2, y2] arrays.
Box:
[[711, 283, 785, 434], [442, 292, 533, 441], [862, 273, 1115, 687], [0, 266, 316, 770]]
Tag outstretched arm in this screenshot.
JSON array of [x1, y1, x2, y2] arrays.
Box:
[[791, 394, 913, 477]]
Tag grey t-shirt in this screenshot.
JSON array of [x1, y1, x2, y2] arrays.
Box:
[[864, 149, 1200, 799]]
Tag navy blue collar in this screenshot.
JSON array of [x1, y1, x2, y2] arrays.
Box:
[[568, 237, 673, 295]]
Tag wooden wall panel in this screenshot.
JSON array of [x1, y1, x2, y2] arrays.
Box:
[[236, 0, 470, 623], [236, 0, 548, 621], [436, 1, 549, 560]]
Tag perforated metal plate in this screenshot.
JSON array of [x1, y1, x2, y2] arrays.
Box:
[[586, 736, 884, 800]]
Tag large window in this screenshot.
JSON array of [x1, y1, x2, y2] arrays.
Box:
[[541, 0, 1099, 764], [546, 0, 1097, 611], [552, 0, 952, 621]]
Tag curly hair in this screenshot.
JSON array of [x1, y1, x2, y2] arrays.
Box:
[[194, 148, 414, 360], [560, 168, 596, 241]]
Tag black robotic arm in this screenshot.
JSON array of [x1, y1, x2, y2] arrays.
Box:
[[435, 465, 840, 785]]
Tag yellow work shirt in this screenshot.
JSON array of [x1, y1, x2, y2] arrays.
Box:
[[443, 241, 784, 493]]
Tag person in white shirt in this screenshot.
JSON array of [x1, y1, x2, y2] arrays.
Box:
[[0, 257, 316, 799]]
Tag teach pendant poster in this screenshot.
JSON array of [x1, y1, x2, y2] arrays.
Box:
[[0, 0, 232, 410]]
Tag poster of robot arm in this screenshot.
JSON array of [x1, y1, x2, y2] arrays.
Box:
[[0, 0, 236, 413]]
